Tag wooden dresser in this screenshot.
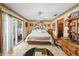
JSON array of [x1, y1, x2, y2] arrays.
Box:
[[62, 39, 79, 56]]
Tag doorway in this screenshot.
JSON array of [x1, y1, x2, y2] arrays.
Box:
[[57, 18, 64, 38]]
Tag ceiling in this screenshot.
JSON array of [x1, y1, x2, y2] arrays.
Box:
[[4, 3, 77, 21]]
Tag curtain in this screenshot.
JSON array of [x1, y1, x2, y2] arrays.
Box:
[[8, 15, 14, 52], [2, 13, 14, 53], [2, 13, 9, 53], [2, 12, 24, 53]]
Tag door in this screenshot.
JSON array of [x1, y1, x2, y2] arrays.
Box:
[[57, 18, 64, 38]]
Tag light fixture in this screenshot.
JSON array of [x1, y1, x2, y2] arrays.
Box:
[[36, 11, 45, 27], [38, 11, 43, 20]]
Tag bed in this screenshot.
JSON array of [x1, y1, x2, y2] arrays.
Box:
[[25, 29, 53, 45]]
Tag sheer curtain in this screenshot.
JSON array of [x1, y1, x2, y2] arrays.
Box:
[[8, 15, 14, 52], [2, 12, 24, 53], [2, 13, 9, 53], [2, 13, 14, 53]]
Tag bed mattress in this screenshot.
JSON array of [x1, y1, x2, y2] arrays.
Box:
[[25, 29, 54, 44]]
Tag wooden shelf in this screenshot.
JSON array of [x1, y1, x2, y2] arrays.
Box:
[[67, 16, 79, 21]]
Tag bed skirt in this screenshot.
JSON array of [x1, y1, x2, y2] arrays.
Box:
[[27, 41, 52, 45]]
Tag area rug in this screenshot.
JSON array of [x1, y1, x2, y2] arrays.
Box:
[[23, 47, 54, 56]]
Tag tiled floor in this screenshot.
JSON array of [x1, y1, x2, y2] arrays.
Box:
[[1, 41, 67, 56]]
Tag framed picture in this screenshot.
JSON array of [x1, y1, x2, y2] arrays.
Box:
[[44, 24, 46, 27], [25, 22, 28, 27], [35, 24, 37, 26], [48, 24, 50, 27], [52, 23, 55, 31], [30, 23, 33, 26]]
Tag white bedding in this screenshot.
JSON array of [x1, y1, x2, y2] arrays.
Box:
[[25, 29, 53, 44]]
